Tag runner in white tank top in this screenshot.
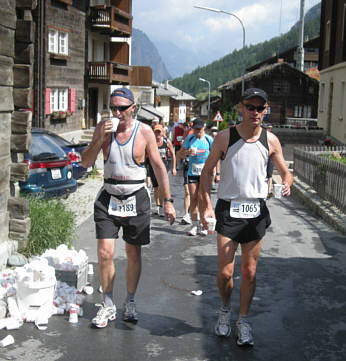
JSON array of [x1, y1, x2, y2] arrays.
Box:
[[82, 87, 176, 328], [198, 88, 293, 346]]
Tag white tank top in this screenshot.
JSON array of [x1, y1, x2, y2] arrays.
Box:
[[218, 127, 269, 200], [103, 121, 146, 196]]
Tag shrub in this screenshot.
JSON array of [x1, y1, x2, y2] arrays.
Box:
[[23, 197, 76, 257]]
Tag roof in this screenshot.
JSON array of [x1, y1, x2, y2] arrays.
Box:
[[155, 81, 195, 101], [136, 105, 164, 121], [218, 62, 319, 91]]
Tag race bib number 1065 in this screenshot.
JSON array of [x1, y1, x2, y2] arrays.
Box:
[[230, 200, 261, 219]]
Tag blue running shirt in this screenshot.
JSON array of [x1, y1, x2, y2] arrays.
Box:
[[183, 134, 213, 176]]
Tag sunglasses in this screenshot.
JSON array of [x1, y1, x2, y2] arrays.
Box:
[[242, 103, 266, 113], [110, 104, 133, 112]]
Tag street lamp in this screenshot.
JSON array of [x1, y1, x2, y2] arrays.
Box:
[[199, 77, 210, 122], [194, 5, 246, 95]]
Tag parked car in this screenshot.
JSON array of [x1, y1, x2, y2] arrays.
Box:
[[31, 128, 92, 179], [19, 130, 78, 198]]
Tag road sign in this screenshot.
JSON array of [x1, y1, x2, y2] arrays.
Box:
[[213, 111, 223, 122]]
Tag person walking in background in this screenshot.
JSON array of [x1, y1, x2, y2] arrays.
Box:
[[173, 119, 187, 169], [148, 123, 176, 216], [179, 118, 214, 236], [199, 88, 293, 346], [82, 87, 176, 328]]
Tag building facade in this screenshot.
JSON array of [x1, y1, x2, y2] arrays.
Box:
[[318, 0, 346, 144]]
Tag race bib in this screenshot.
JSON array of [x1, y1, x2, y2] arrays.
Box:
[[191, 163, 204, 176], [230, 200, 261, 219], [108, 195, 137, 217], [177, 136, 183, 142], [159, 148, 166, 158]]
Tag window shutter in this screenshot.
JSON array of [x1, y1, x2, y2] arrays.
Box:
[[69, 88, 76, 113], [46, 88, 51, 114]]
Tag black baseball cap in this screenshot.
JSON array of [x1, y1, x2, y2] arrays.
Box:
[[192, 118, 205, 129], [111, 87, 134, 103], [242, 88, 268, 103]]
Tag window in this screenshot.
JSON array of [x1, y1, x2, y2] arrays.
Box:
[[319, 83, 325, 111], [340, 81, 345, 119], [303, 105, 311, 118], [325, 20, 331, 52], [48, 28, 69, 55], [50, 88, 69, 111]]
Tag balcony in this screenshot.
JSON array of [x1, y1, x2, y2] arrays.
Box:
[[88, 62, 131, 84], [90, 6, 132, 37]]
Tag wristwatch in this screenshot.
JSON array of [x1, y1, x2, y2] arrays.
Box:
[[163, 198, 174, 204]]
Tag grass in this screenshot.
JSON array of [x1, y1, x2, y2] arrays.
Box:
[[22, 197, 76, 257]]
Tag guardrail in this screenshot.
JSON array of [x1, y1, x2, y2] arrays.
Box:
[[293, 146, 346, 213]]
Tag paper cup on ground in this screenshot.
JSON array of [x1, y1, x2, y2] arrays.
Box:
[[69, 304, 79, 323], [206, 217, 216, 234], [111, 117, 120, 132], [191, 147, 197, 156], [0, 335, 14, 347], [274, 184, 284, 199], [88, 264, 94, 275]]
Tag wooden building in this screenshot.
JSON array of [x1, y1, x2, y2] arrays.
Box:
[[218, 62, 319, 125], [318, 0, 346, 144]]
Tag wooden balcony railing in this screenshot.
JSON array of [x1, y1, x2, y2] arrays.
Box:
[[90, 6, 132, 37], [88, 62, 132, 84]]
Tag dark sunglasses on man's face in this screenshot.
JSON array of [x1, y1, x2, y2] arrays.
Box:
[[110, 104, 133, 112], [242, 103, 266, 113]]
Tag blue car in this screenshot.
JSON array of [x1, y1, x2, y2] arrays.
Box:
[[19, 130, 77, 198], [32, 128, 92, 179]]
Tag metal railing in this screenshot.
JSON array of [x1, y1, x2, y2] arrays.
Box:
[[293, 146, 346, 213]]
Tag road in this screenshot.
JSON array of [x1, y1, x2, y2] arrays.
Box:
[[1, 173, 346, 361]]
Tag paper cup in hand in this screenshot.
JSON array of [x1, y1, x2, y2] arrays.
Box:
[[206, 217, 216, 234], [191, 147, 197, 156], [274, 184, 284, 199], [0, 335, 14, 347], [111, 117, 120, 132]]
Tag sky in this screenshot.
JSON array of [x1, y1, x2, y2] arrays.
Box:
[[133, 0, 321, 62]]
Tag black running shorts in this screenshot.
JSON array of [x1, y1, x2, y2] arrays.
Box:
[[215, 199, 271, 243], [94, 187, 151, 245], [148, 160, 168, 188], [188, 175, 200, 184]]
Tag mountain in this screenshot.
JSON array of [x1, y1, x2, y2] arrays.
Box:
[[131, 28, 171, 82], [153, 40, 223, 79], [170, 2, 321, 96]]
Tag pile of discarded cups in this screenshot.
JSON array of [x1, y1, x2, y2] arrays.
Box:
[[0, 245, 94, 347]]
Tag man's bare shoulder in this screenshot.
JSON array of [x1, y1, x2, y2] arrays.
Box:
[[214, 128, 229, 146], [267, 130, 282, 153]]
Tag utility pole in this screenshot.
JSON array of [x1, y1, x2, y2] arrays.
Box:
[[296, 0, 305, 72]]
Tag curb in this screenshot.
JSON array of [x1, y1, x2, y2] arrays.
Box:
[[273, 174, 346, 236]]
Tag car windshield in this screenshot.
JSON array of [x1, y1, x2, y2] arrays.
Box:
[[30, 133, 66, 159]]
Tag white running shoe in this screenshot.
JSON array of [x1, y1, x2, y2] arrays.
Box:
[[123, 300, 138, 323], [188, 225, 198, 236], [198, 225, 208, 236], [181, 213, 192, 225], [215, 308, 232, 337], [236, 319, 254, 346], [92, 302, 116, 328]]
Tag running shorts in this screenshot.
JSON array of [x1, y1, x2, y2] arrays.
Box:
[[94, 186, 151, 245], [187, 175, 200, 184], [215, 198, 271, 243], [148, 160, 168, 188]]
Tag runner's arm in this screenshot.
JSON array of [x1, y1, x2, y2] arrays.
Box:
[[268, 132, 294, 196], [199, 131, 228, 229], [81, 120, 111, 168]]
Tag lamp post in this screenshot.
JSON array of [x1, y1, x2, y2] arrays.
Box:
[[199, 77, 210, 122], [194, 5, 246, 95]]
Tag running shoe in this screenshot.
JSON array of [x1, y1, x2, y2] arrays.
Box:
[[123, 300, 138, 323], [236, 319, 254, 347], [215, 308, 232, 337], [198, 225, 208, 236], [181, 213, 192, 225], [91, 302, 116, 328], [188, 225, 198, 236]]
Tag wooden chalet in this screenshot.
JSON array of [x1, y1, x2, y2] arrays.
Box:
[[218, 62, 319, 124]]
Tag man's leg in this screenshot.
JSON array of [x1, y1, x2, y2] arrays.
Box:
[[184, 184, 190, 216], [123, 242, 142, 323], [236, 239, 262, 347], [187, 182, 199, 235], [215, 233, 238, 336], [92, 238, 117, 328], [239, 239, 262, 316]]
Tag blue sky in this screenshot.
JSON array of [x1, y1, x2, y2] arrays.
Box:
[[133, 0, 321, 63]]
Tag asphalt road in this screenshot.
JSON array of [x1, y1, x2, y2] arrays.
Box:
[[1, 173, 346, 361]]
